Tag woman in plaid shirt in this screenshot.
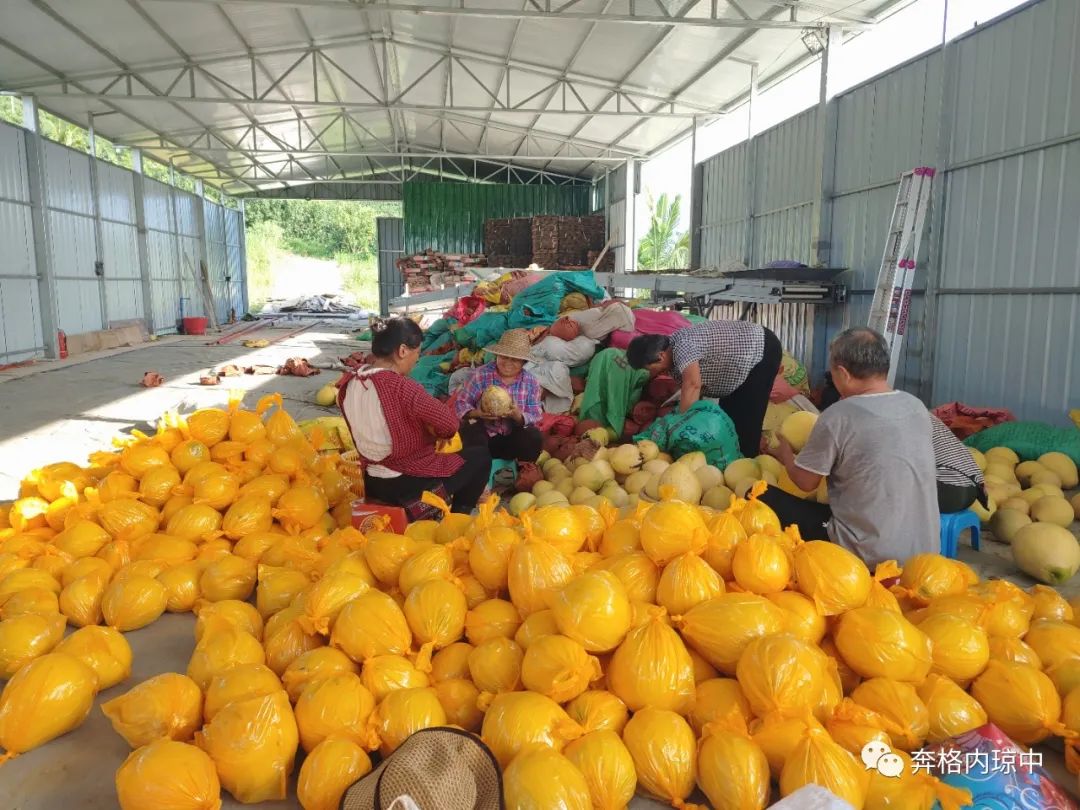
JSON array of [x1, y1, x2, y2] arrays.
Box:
[[455, 329, 544, 465]]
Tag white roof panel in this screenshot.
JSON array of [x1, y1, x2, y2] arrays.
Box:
[[0, 0, 915, 191]]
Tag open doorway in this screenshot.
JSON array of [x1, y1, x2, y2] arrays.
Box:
[[244, 198, 402, 314]]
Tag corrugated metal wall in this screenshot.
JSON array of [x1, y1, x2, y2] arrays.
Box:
[[402, 182, 590, 254], [691, 0, 1080, 422], [0, 119, 246, 353], [0, 124, 43, 362], [377, 217, 405, 316]]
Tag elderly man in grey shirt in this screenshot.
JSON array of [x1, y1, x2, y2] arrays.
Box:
[[764, 327, 967, 566]]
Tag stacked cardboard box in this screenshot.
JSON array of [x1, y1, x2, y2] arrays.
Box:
[[529, 214, 606, 268]]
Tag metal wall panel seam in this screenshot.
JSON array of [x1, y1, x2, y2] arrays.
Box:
[[22, 128, 58, 358]]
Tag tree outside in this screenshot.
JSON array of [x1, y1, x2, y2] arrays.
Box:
[[637, 192, 690, 271]]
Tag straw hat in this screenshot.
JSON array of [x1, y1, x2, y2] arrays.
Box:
[[484, 328, 532, 361], [341, 728, 503, 810]]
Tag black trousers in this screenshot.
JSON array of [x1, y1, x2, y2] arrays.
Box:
[[363, 444, 492, 514], [460, 419, 543, 463], [938, 482, 980, 513], [718, 328, 784, 457], [757, 487, 833, 541]]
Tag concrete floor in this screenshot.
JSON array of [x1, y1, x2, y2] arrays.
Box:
[[0, 326, 1078, 807]]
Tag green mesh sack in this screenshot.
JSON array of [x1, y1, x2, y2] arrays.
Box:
[[965, 422, 1080, 466], [634, 401, 743, 469]]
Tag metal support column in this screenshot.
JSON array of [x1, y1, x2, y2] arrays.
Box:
[[21, 96, 59, 358], [811, 26, 842, 267], [625, 159, 637, 272], [194, 177, 212, 322], [130, 149, 156, 334], [87, 113, 109, 328], [745, 62, 759, 267], [237, 198, 249, 315]]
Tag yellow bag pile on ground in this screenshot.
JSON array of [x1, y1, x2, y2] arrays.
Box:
[[563, 730, 637, 810], [480, 691, 583, 768], [54, 625, 131, 690], [503, 748, 591, 810], [0, 652, 98, 755], [296, 735, 372, 810], [114, 739, 222, 810], [101, 672, 203, 748], [607, 608, 694, 713], [697, 712, 770, 810], [294, 672, 377, 752], [621, 707, 697, 807]]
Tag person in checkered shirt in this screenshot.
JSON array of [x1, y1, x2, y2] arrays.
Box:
[[626, 319, 783, 457]]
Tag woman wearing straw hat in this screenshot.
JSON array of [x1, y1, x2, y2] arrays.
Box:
[[455, 328, 544, 464]]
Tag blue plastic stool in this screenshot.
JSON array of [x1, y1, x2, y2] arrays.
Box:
[[488, 458, 517, 490], [939, 510, 981, 558]]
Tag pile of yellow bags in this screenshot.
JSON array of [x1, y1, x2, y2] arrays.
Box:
[[2, 395, 1079, 810]]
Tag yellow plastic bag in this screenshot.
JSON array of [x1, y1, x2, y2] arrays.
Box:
[[165, 504, 222, 541], [673, 593, 786, 674], [102, 574, 168, 631], [591, 551, 659, 604], [514, 609, 560, 650], [170, 439, 210, 473], [115, 738, 222, 810], [185, 407, 231, 448], [195, 691, 299, 803], [254, 565, 309, 619], [295, 672, 377, 752], [732, 532, 791, 595], [0, 652, 97, 755], [851, 678, 930, 751], [600, 518, 641, 557], [968, 580, 1034, 638], [564, 729, 636, 810], [896, 554, 972, 606], [550, 570, 631, 654], [656, 551, 724, 616], [220, 494, 272, 540], [480, 691, 583, 768], [202, 664, 282, 724], [59, 573, 108, 627], [55, 625, 131, 690], [360, 654, 429, 703], [191, 472, 239, 511], [864, 748, 973, 810], [363, 532, 420, 587], [298, 571, 371, 636], [736, 634, 831, 721], [296, 735, 373, 810], [503, 748, 590, 810], [61, 556, 112, 587], [187, 619, 265, 690], [469, 526, 520, 592], [198, 554, 256, 603], [429, 642, 473, 683], [465, 598, 521, 646], [1023, 619, 1080, 671], [0, 612, 66, 678], [835, 607, 932, 683], [0, 568, 61, 598], [404, 578, 467, 666], [272, 486, 328, 531], [238, 474, 289, 506], [264, 618, 322, 676], [607, 608, 694, 713], [282, 647, 359, 703], [527, 505, 586, 556], [826, 698, 899, 755], [0, 587, 59, 620], [792, 540, 871, 616], [751, 711, 825, 778], [53, 520, 111, 560], [689, 678, 752, 736], [434, 678, 483, 732], [101, 672, 203, 748], [329, 589, 412, 663], [132, 533, 197, 566], [766, 591, 826, 644], [1030, 584, 1074, 622], [779, 727, 868, 808], [98, 499, 160, 544], [917, 613, 989, 683], [697, 713, 771, 810], [970, 660, 1067, 744], [96, 471, 139, 503], [917, 674, 988, 743], [468, 638, 523, 697], [371, 686, 446, 755], [521, 634, 602, 704], [639, 501, 707, 565], [622, 707, 697, 806], [507, 536, 574, 617], [194, 598, 263, 641], [397, 543, 454, 595]]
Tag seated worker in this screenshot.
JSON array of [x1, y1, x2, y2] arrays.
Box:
[[338, 317, 491, 514], [763, 327, 946, 566], [626, 320, 782, 457], [456, 329, 543, 463]]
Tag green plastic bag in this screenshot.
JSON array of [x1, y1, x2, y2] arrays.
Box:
[[410, 352, 453, 397], [421, 318, 458, 351], [634, 401, 743, 469], [507, 271, 606, 330], [453, 313, 510, 351], [578, 349, 649, 436], [965, 422, 1080, 466]]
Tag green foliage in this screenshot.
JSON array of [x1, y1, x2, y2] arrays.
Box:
[[244, 199, 400, 260], [637, 192, 690, 271], [245, 220, 284, 309], [339, 254, 380, 313], [0, 96, 24, 126]]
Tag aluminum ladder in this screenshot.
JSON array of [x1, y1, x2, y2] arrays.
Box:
[[867, 167, 935, 385]]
